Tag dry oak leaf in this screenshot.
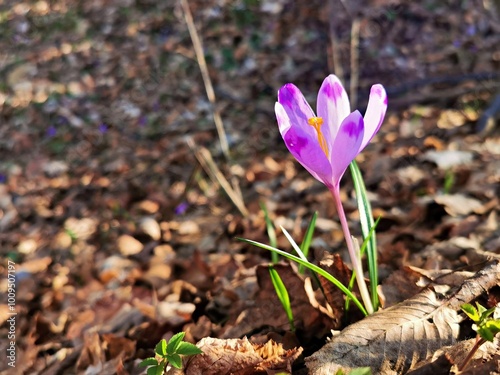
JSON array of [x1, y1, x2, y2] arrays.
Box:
[[167, 337, 302, 375], [306, 289, 460, 375], [307, 261, 500, 374]]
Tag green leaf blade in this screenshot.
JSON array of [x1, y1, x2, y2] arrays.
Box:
[[461, 303, 480, 323], [167, 332, 185, 355], [167, 353, 183, 369], [176, 342, 203, 356], [139, 358, 159, 367], [299, 211, 317, 274], [146, 365, 164, 375], [269, 265, 295, 331], [350, 161, 379, 309], [238, 237, 368, 316], [477, 326, 495, 342], [483, 320, 500, 340], [155, 339, 167, 357]]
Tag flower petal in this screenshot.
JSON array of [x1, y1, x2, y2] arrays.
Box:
[[275, 102, 334, 187], [317, 74, 351, 144], [277, 83, 317, 140], [330, 110, 364, 185], [361, 84, 387, 150]]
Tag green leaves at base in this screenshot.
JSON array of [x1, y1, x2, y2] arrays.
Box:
[[238, 237, 367, 316], [350, 160, 379, 310], [461, 302, 500, 342], [139, 332, 203, 372], [477, 319, 500, 342]]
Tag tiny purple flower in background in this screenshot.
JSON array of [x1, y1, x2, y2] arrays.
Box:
[[46, 125, 57, 138], [0, 173, 6, 184], [175, 201, 189, 215], [98, 123, 108, 133], [466, 24, 476, 36], [138, 115, 148, 127], [275, 74, 387, 190]]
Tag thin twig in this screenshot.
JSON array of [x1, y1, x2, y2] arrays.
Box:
[[328, 0, 344, 83], [349, 18, 360, 109], [180, 0, 230, 160], [187, 138, 248, 217]]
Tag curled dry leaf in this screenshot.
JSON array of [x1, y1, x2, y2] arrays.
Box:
[[318, 253, 358, 327], [167, 337, 302, 375], [307, 261, 500, 374]]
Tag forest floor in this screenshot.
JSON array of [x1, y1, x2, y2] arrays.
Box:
[[1, 0, 500, 374]]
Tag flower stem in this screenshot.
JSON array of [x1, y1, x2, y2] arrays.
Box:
[[458, 336, 485, 372], [331, 186, 374, 314]]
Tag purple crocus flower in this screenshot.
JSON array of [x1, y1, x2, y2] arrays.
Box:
[[274, 74, 387, 314], [275, 74, 387, 190]]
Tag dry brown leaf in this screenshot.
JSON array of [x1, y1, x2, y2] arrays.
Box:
[[318, 253, 359, 327], [76, 331, 104, 371], [307, 261, 500, 374], [434, 194, 483, 217], [253, 339, 303, 374], [307, 289, 460, 374], [117, 234, 144, 256], [174, 337, 261, 375], [101, 333, 136, 361], [377, 267, 423, 308], [167, 337, 302, 375]]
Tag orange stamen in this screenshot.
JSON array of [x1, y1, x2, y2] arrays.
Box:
[[307, 117, 329, 157]]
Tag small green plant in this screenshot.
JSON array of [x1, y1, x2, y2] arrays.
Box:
[[459, 302, 500, 371], [239, 231, 368, 316], [64, 228, 78, 243], [443, 169, 455, 194], [139, 332, 203, 374]]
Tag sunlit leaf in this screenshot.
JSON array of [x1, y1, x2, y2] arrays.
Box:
[[167, 332, 185, 354], [139, 358, 159, 367], [146, 365, 164, 375], [167, 353, 183, 369], [176, 341, 203, 356], [299, 211, 317, 274], [350, 161, 379, 309], [477, 325, 495, 342], [155, 339, 167, 357], [461, 303, 480, 322]]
